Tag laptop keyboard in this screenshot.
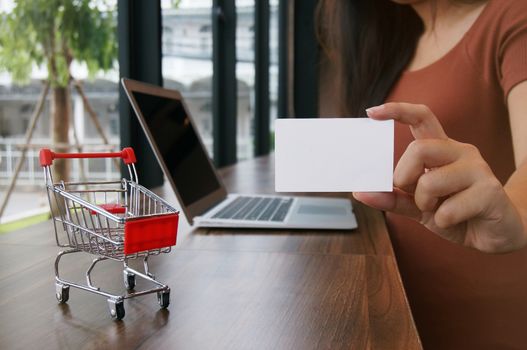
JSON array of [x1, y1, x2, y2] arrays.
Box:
[[211, 196, 294, 222]]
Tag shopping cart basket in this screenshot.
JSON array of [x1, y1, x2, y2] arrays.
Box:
[[40, 147, 179, 320]]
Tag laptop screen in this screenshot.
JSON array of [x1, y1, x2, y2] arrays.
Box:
[[131, 91, 221, 207]]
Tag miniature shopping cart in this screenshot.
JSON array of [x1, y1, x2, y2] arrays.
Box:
[[40, 148, 179, 320]]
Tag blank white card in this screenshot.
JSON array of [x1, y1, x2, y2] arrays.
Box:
[[275, 118, 393, 192]]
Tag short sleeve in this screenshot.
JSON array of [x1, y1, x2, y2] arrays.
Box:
[[498, 0, 527, 99]]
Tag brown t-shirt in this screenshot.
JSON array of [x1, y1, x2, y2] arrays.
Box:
[[385, 0, 527, 348]]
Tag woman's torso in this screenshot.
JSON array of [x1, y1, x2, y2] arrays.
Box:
[[385, 0, 527, 348]]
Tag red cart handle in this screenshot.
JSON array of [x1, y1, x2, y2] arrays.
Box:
[[39, 148, 137, 166]]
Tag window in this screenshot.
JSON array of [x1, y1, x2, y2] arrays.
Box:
[[161, 0, 277, 163], [162, 0, 214, 156], [236, 0, 255, 160], [0, 0, 119, 221], [269, 0, 279, 149]]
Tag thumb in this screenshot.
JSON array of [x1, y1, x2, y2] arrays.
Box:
[[353, 188, 422, 221]]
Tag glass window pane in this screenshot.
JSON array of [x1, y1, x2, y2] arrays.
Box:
[[235, 0, 278, 159], [0, 0, 119, 222], [162, 0, 214, 157], [236, 0, 255, 160], [270, 0, 279, 151]]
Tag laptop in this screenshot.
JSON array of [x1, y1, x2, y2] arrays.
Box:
[[121, 78, 357, 230]]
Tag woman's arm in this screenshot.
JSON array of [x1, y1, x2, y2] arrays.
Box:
[[505, 80, 527, 238], [353, 92, 527, 253]]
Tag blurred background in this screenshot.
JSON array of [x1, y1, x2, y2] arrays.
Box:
[[0, 0, 320, 231]]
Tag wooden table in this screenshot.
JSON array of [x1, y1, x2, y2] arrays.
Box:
[[0, 156, 421, 350]]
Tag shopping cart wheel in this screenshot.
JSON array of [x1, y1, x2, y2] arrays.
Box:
[[55, 283, 70, 304], [108, 299, 125, 320], [157, 290, 170, 308], [123, 271, 136, 290]]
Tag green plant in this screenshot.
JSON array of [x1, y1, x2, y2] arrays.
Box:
[[0, 0, 117, 181]]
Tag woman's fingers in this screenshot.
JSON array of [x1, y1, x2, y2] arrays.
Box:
[[366, 102, 448, 140], [394, 139, 462, 192], [353, 188, 422, 221], [413, 161, 481, 212], [361, 102, 526, 253], [433, 180, 502, 230], [363, 102, 492, 227]]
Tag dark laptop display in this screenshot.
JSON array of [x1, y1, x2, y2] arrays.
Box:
[[131, 91, 221, 206]]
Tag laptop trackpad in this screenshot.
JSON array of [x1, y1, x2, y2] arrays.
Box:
[[297, 204, 348, 216]]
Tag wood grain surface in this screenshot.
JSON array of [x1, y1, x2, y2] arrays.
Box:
[[0, 155, 421, 350]]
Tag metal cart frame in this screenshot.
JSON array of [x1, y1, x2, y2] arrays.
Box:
[[40, 148, 179, 320]]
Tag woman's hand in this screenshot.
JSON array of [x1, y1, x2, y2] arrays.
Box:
[[353, 102, 527, 253]]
